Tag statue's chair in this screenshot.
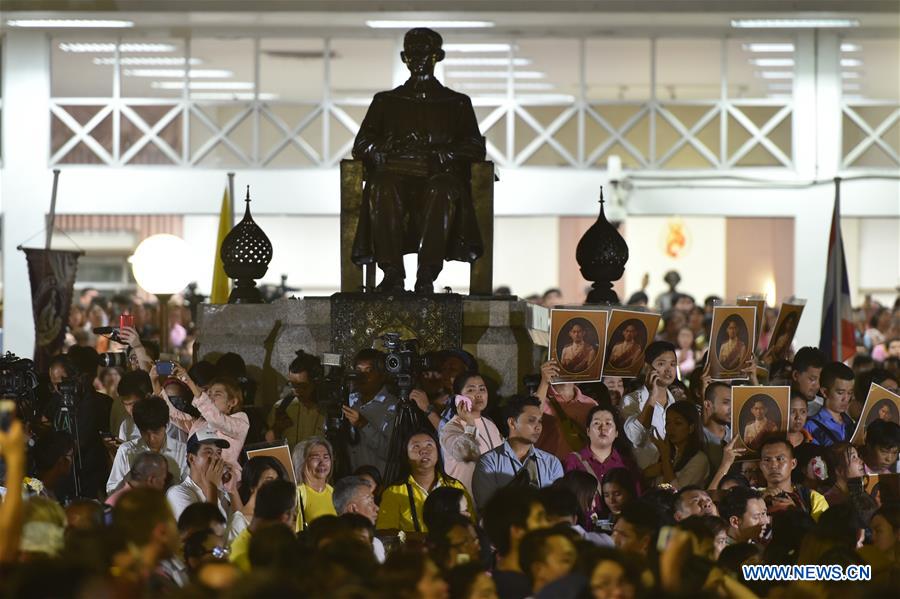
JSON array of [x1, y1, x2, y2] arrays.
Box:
[[339, 159, 496, 294]]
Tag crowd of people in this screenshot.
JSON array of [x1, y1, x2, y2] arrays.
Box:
[[0, 279, 899, 599]]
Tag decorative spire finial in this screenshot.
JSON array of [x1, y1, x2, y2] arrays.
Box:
[[599, 186, 605, 205], [245, 186, 251, 204]]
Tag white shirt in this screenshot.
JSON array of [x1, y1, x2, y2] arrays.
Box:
[[621, 386, 675, 469], [166, 476, 230, 522], [106, 436, 188, 494]]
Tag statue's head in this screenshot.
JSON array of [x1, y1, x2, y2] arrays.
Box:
[[401, 28, 444, 76]]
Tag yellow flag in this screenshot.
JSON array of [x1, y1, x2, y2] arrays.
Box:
[[210, 186, 232, 304]]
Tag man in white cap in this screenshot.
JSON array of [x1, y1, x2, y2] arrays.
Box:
[[166, 430, 231, 521]]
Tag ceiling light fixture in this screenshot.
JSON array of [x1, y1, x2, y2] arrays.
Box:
[[841, 43, 862, 52], [732, 18, 860, 28], [756, 71, 794, 79], [749, 58, 795, 67], [366, 20, 494, 29], [446, 70, 545, 79], [841, 71, 861, 79], [743, 43, 795, 52], [93, 57, 201, 66], [455, 82, 555, 91], [190, 92, 278, 101], [59, 42, 177, 53], [8, 19, 134, 28], [840, 58, 863, 67], [151, 81, 254, 90], [842, 83, 861, 91], [444, 43, 513, 53], [443, 57, 531, 66], [123, 68, 234, 78]]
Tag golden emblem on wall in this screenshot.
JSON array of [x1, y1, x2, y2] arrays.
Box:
[[662, 217, 691, 259]]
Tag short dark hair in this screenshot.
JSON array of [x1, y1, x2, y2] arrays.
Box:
[[504, 394, 541, 423], [645, 341, 676, 365], [538, 485, 580, 521], [618, 499, 662, 540], [820, 361, 854, 391], [67, 346, 100, 378], [865, 419, 900, 449], [289, 350, 322, 378], [177, 501, 226, 534], [118, 370, 152, 399], [792, 347, 825, 374], [483, 486, 540, 555], [704, 381, 730, 404], [354, 348, 385, 371], [333, 476, 372, 515], [113, 488, 174, 545], [422, 486, 467, 533], [673, 485, 707, 514], [518, 528, 568, 582], [759, 434, 794, 458], [626, 291, 649, 306], [719, 486, 763, 522], [132, 395, 169, 432], [254, 479, 297, 520]]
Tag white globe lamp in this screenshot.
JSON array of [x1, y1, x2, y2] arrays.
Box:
[[129, 234, 193, 353]]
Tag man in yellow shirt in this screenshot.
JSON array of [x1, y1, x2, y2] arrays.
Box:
[[229, 479, 297, 572]]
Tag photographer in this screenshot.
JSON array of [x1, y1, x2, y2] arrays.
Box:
[[40, 348, 112, 499], [265, 350, 325, 447], [344, 348, 398, 476]]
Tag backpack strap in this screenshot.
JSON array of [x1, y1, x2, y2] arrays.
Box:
[[406, 482, 422, 532]]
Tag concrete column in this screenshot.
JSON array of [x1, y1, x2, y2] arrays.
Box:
[[1, 31, 52, 357]]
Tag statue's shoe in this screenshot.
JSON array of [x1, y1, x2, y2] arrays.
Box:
[[376, 269, 405, 292]]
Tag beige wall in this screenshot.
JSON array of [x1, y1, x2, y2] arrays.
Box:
[[724, 218, 794, 305]]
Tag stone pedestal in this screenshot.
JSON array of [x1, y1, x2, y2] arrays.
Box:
[[196, 295, 548, 408]]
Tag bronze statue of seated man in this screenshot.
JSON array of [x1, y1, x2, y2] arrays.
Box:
[[351, 27, 486, 293]]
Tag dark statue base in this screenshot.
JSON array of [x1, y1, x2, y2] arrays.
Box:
[[196, 295, 548, 410]]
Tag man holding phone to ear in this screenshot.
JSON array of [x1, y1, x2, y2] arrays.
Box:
[[621, 341, 678, 469]]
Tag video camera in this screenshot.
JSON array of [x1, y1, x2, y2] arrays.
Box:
[[315, 353, 359, 432], [0, 352, 39, 422], [381, 332, 436, 397]]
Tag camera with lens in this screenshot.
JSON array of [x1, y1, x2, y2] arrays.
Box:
[[0, 352, 39, 422], [315, 353, 359, 430], [381, 333, 436, 393], [98, 349, 130, 369]]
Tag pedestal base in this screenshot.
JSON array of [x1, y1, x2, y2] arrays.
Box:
[[196, 295, 548, 407]]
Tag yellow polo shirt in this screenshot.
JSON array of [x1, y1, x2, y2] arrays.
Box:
[[375, 475, 474, 533], [295, 483, 337, 532], [229, 528, 252, 573]]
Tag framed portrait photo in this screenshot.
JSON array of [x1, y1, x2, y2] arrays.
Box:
[[245, 442, 297, 483], [549, 308, 608, 383], [760, 300, 805, 364], [602, 309, 662, 379], [737, 295, 767, 345], [850, 383, 900, 445], [732, 386, 790, 455], [709, 306, 757, 380]]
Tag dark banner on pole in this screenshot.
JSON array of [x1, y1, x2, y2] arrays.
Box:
[[23, 248, 80, 372]]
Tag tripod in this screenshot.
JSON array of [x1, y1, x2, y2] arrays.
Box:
[[383, 375, 430, 485], [53, 392, 83, 498]]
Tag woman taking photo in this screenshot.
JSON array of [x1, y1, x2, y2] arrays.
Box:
[[292, 436, 337, 531], [439, 372, 503, 493], [378, 429, 473, 535], [644, 401, 709, 489]]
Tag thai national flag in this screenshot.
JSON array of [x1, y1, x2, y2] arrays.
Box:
[[819, 189, 856, 362]]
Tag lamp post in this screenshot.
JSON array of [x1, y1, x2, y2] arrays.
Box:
[[129, 234, 193, 355]]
